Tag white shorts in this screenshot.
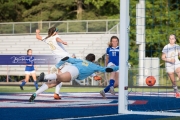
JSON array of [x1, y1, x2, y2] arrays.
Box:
[[107, 62, 119, 72], [64, 66, 79, 81], [25, 70, 35, 75], [166, 63, 180, 73], [60, 63, 73, 73], [107, 62, 115, 67]]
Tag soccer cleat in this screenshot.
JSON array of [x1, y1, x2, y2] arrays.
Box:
[[110, 86, 115, 95], [174, 89, 178, 93], [100, 90, 106, 99], [173, 85, 178, 93], [29, 93, 36, 102], [54, 93, 61, 100], [39, 72, 45, 82], [20, 86, 24, 90], [175, 92, 180, 98]]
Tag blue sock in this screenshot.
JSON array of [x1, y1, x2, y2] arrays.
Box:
[[20, 81, 26, 86], [103, 79, 115, 93], [104, 85, 110, 93], [34, 81, 38, 89], [109, 79, 115, 87]]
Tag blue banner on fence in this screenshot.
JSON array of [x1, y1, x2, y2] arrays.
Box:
[[0, 55, 61, 65]]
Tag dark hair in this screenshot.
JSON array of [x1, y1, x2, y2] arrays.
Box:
[[108, 36, 119, 47], [169, 34, 176, 39], [85, 53, 95, 62], [27, 49, 32, 55], [44, 27, 58, 39]]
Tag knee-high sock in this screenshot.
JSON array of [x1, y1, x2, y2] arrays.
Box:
[[45, 73, 57, 80], [35, 83, 48, 95], [103, 79, 115, 93], [34, 81, 38, 89], [109, 79, 115, 86], [20, 80, 26, 87], [55, 82, 62, 94]]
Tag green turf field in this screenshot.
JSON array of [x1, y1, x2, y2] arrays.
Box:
[[0, 86, 174, 93], [0, 86, 105, 93]]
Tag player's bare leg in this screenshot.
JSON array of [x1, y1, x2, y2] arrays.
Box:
[[50, 65, 63, 99], [29, 80, 58, 102], [29, 71, 72, 102]]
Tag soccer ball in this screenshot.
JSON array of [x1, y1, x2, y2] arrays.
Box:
[[146, 76, 156, 86]]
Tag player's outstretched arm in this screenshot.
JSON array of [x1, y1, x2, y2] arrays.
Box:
[[95, 64, 119, 73], [36, 29, 43, 41], [105, 66, 119, 72], [55, 57, 83, 68], [56, 38, 68, 45]]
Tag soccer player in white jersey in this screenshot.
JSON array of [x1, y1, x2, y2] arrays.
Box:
[[100, 36, 119, 99], [36, 27, 71, 99], [162, 34, 180, 98]]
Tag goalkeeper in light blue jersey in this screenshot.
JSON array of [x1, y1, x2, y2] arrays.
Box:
[[29, 53, 119, 102]]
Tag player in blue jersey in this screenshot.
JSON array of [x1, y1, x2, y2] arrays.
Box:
[[29, 53, 119, 102], [100, 36, 119, 99], [20, 49, 38, 90]]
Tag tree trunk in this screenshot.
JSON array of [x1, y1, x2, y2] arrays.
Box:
[[76, 0, 83, 20]]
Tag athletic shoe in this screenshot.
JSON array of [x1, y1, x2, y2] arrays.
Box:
[[29, 93, 36, 102], [100, 90, 106, 99], [110, 86, 115, 95], [20, 86, 23, 90], [39, 72, 45, 82], [174, 88, 179, 93], [54, 93, 61, 100]]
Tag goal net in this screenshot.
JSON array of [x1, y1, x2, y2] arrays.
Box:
[[119, 0, 180, 116]]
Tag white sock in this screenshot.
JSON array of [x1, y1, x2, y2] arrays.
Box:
[[55, 82, 62, 94], [45, 73, 57, 80], [35, 83, 48, 95]]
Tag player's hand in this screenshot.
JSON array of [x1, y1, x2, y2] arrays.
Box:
[[63, 41, 67, 45], [170, 59, 175, 63], [93, 76, 102, 81], [36, 29, 40, 33]]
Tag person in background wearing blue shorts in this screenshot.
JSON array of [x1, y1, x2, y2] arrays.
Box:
[[20, 49, 38, 90], [29, 53, 119, 102], [100, 36, 119, 99]]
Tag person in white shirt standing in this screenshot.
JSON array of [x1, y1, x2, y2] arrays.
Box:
[[36, 26, 71, 100], [162, 34, 180, 98]]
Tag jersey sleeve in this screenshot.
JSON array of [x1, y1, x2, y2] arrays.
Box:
[[162, 45, 167, 54], [94, 64, 119, 73], [42, 37, 47, 42], [106, 47, 109, 55], [55, 57, 82, 68], [177, 45, 180, 53]]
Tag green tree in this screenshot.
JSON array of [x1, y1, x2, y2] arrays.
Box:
[[129, 0, 180, 67]]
